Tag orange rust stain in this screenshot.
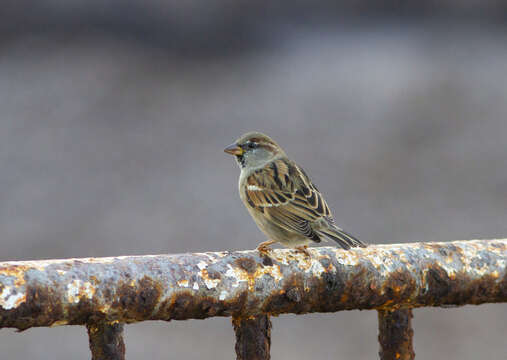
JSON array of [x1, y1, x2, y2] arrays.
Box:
[[0, 265, 31, 309], [246, 271, 256, 292], [380, 300, 394, 309], [0, 265, 29, 287], [234, 262, 284, 292], [199, 268, 221, 290]]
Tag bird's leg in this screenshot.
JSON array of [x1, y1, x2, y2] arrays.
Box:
[[295, 245, 311, 257], [257, 240, 276, 254]]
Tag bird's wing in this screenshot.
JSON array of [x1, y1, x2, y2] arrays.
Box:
[[244, 158, 333, 241]]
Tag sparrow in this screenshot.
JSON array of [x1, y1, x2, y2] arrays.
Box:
[[224, 131, 366, 255]]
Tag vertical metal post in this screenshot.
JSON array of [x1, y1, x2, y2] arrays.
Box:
[[378, 309, 415, 360], [233, 315, 271, 360], [87, 322, 126, 360]]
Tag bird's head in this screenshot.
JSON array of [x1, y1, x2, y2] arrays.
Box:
[[224, 132, 285, 169]]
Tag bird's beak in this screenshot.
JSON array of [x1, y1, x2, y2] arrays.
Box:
[[224, 143, 244, 156]]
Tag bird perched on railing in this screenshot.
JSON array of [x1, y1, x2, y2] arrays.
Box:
[[224, 131, 366, 255]]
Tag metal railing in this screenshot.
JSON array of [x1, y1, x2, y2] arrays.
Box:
[[1, 239, 506, 359]]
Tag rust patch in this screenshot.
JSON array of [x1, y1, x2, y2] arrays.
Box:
[[378, 309, 414, 360], [380, 270, 417, 308], [262, 256, 274, 267], [3, 284, 66, 331], [501, 272, 507, 299], [87, 322, 125, 360], [286, 288, 302, 303], [233, 314, 271, 360], [262, 273, 312, 315], [158, 289, 249, 320], [113, 276, 162, 320], [0, 265, 29, 287], [340, 267, 382, 310], [422, 265, 452, 304], [235, 257, 257, 274]]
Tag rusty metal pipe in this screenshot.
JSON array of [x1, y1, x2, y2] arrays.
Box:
[[87, 322, 125, 360], [233, 315, 271, 360], [0, 239, 506, 330], [378, 309, 414, 360]]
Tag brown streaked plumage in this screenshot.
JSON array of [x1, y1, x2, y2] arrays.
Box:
[[224, 131, 366, 254]]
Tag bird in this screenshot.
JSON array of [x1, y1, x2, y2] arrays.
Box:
[[224, 131, 366, 255]]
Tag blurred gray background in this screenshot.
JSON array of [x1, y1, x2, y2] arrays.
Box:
[[1, 1, 506, 359]]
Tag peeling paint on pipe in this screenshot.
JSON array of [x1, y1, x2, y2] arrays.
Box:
[[0, 239, 506, 330]]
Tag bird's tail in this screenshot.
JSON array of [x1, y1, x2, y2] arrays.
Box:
[[320, 226, 366, 250]]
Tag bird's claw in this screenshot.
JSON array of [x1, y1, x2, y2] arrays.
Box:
[[256, 245, 272, 255], [256, 240, 276, 255]]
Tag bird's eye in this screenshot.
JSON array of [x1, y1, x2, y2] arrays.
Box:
[[246, 142, 258, 149]]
